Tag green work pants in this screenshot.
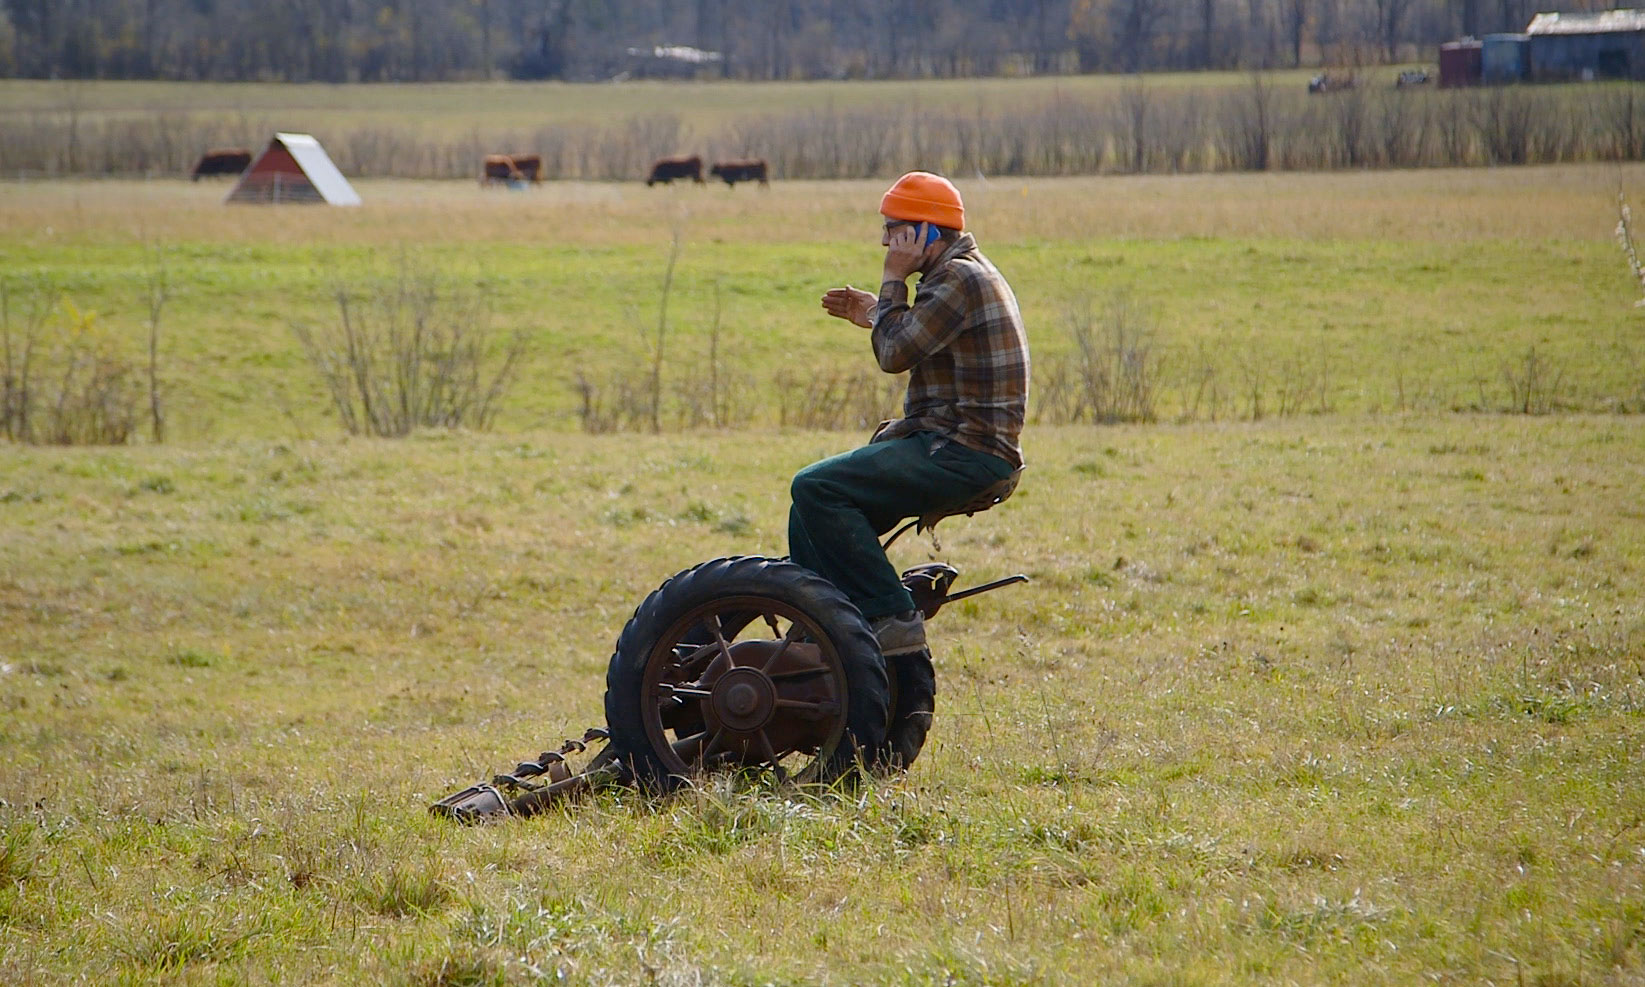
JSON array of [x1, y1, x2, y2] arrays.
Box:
[[788, 431, 1014, 621]]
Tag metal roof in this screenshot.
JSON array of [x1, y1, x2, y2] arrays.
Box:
[[272, 133, 361, 206], [229, 133, 360, 206], [1526, 9, 1645, 36]]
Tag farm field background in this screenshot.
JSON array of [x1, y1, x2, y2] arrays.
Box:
[[2, 144, 1645, 984], [4, 75, 1639, 180], [0, 71, 1337, 124], [3, 162, 1643, 442]]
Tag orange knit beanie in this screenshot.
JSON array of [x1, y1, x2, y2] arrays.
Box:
[[879, 171, 964, 230]]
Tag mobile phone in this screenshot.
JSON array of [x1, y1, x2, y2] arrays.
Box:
[[921, 222, 941, 246]]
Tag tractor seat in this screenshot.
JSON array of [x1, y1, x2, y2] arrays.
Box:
[[883, 467, 1024, 549]]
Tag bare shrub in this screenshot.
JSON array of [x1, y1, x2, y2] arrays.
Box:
[[1433, 91, 1478, 167], [1179, 340, 1231, 423], [1119, 82, 1154, 174], [1375, 88, 1425, 169], [2, 283, 142, 445], [1236, 345, 1270, 420], [0, 279, 50, 442], [574, 371, 653, 434], [1475, 87, 1535, 166], [1224, 73, 1275, 172], [1034, 293, 1161, 425], [289, 262, 525, 437], [1501, 346, 1565, 415], [1328, 85, 1371, 168], [1390, 349, 1451, 413], [8, 83, 1641, 181], [1608, 88, 1645, 162], [774, 368, 905, 431], [1272, 345, 1334, 417], [672, 281, 746, 430]]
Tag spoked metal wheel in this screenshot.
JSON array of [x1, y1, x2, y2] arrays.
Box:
[[645, 597, 850, 782], [605, 557, 888, 790]]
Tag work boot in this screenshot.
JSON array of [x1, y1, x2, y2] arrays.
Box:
[[870, 610, 927, 656]]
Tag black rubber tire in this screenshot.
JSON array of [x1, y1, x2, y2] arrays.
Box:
[[875, 649, 936, 772], [604, 556, 889, 791]]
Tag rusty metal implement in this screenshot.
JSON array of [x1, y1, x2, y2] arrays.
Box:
[[431, 469, 1029, 824]]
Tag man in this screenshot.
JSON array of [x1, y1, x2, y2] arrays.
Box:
[[790, 170, 1030, 656]]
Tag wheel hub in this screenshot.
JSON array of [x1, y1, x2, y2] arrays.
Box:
[[710, 667, 776, 733]]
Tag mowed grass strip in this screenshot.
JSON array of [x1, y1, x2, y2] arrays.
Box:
[[0, 71, 1335, 130], [1, 417, 1642, 984], [2, 165, 1642, 441]]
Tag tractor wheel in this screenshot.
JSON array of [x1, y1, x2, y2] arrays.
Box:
[[604, 556, 889, 791], [875, 649, 936, 772]]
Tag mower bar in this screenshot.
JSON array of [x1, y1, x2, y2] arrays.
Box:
[[937, 573, 1029, 606]]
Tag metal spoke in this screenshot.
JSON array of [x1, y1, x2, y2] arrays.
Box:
[[670, 730, 710, 760], [758, 620, 803, 673], [664, 685, 713, 700], [707, 614, 736, 667], [754, 730, 789, 784], [775, 698, 839, 717], [763, 612, 782, 638], [672, 640, 719, 677], [701, 728, 727, 760], [767, 665, 829, 681]]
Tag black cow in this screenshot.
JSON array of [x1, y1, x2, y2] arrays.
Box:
[[191, 148, 252, 181], [646, 154, 704, 186], [709, 158, 769, 187]]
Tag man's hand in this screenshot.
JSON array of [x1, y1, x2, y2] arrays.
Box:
[[821, 284, 877, 329], [883, 222, 941, 282]]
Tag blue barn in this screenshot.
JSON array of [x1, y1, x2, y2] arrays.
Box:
[[1527, 9, 1645, 81]]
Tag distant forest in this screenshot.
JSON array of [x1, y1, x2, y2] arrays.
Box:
[[0, 0, 1629, 83]]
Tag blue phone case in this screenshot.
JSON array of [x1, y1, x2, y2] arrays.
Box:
[[923, 223, 941, 246]]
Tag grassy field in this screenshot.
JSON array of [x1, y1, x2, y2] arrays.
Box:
[[1, 417, 1642, 985], [2, 164, 1643, 440], [1, 71, 1337, 129], [2, 161, 1644, 984]]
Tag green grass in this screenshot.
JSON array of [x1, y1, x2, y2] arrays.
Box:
[[1, 418, 1642, 984], [2, 163, 1645, 984], [2, 167, 1642, 440], [0, 71, 1341, 130]]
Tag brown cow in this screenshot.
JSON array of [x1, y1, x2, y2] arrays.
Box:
[[481, 154, 523, 185], [508, 153, 542, 183], [190, 148, 252, 181], [709, 158, 769, 188], [646, 154, 704, 186]]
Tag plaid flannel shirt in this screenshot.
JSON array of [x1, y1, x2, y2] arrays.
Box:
[[870, 233, 1029, 468]]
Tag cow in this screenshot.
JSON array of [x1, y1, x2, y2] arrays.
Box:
[[481, 154, 524, 185], [646, 154, 704, 186], [508, 152, 543, 183], [190, 148, 252, 181], [709, 158, 769, 188]]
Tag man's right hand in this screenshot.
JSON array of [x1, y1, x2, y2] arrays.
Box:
[[821, 285, 877, 329]]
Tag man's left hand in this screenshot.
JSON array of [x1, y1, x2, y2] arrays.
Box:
[[884, 223, 940, 282]]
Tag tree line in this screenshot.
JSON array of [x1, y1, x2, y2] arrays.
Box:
[[0, 0, 1629, 83]]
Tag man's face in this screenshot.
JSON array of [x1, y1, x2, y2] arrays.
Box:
[[881, 218, 918, 247]]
